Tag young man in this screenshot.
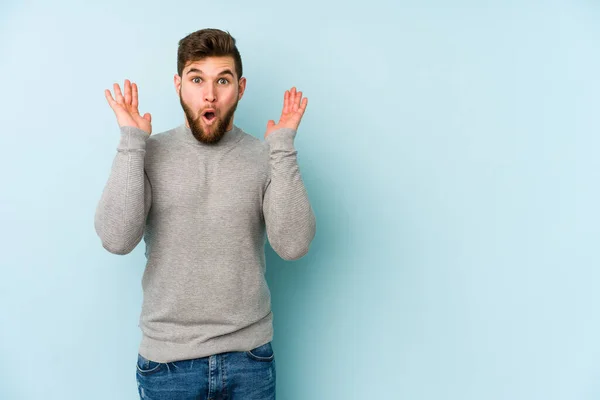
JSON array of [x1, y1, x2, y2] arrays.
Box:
[[95, 28, 316, 400]]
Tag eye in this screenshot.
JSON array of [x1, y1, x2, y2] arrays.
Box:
[[192, 77, 202, 83], [218, 78, 229, 84]]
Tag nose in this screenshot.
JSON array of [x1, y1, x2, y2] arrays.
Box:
[[204, 85, 216, 102]]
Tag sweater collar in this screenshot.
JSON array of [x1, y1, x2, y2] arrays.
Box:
[[177, 122, 244, 148]]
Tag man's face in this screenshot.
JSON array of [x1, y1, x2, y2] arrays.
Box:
[[175, 56, 246, 144]]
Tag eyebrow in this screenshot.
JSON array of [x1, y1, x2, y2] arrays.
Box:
[[186, 68, 235, 78]]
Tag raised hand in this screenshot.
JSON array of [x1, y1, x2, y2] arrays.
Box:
[[104, 79, 152, 134], [264, 87, 308, 139]]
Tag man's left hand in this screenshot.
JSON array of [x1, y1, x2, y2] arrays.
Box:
[[264, 87, 308, 139]]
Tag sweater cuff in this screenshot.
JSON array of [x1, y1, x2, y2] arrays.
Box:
[[117, 125, 150, 151], [265, 128, 297, 151]]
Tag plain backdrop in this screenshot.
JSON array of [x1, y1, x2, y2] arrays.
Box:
[[1, 0, 599, 399]]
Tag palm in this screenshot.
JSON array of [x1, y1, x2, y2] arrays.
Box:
[[265, 87, 308, 139], [105, 79, 152, 134]]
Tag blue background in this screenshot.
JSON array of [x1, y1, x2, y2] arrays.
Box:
[[1, 0, 599, 398]]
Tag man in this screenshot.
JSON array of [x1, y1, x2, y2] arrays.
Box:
[[94, 28, 316, 400]]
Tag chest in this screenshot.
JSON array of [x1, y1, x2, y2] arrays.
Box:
[[145, 144, 269, 223]]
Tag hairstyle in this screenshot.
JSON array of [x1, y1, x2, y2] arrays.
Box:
[[177, 28, 243, 80]]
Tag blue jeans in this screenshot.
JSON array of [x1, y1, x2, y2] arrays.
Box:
[[135, 342, 276, 399]]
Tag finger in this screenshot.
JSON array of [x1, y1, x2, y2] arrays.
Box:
[[104, 89, 115, 106], [293, 91, 302, 111], [290, 87, 296, 111], [283, 90, 290, 114], [298, 97, 308, 114], [114, 83, 124, 104], [104, 89, 121, 112], [124, 79, 131, 106], [131, 82, 139, 113]]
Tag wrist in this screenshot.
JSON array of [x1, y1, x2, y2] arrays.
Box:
[[117, 125, 150, 151], [265, 128, 296, 151]]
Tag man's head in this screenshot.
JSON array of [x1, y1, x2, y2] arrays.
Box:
[[174, 28, 246, 144]]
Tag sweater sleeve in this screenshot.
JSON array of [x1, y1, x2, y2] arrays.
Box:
[[263, 128, 316, 261], [94, 126, 152, 255]]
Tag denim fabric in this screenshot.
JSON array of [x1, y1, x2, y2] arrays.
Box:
[[135, 342, 276, 400]]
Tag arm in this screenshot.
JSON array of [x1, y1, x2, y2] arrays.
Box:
[[95, 79, 153, 255], [262, 87, 316, 260], [263, 128, 316, 260], [94, 126, 152, 255]]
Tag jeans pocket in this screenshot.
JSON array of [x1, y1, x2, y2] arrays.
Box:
[[245, 341, 275, 362], [136, 353, 164, 375]]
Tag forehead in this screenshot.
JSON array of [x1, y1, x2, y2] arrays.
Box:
[[183, 56, 236, 75]]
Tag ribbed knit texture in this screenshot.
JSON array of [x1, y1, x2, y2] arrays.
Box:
[[94, 123, 316, 363]]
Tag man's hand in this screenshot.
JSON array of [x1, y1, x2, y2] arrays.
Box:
[[264, 87, 308, 139], [105, 79, 152, 134]]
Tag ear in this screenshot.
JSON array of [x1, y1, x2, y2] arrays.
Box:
[[237, 77, 247, 101], [174, 73, 181, 94]]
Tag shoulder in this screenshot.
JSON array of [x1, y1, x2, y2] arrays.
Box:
[[143, 127, 186, 170], [146, 127, 176, 147], [144, 126, 184, 156], [236, 127, 269, 156]]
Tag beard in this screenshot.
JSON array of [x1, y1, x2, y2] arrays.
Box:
[[179, 91, 238, 145]]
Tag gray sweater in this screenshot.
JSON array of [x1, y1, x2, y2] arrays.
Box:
[[94, 123, 316, 363]]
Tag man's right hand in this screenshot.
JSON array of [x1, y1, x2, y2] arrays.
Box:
[[105, 79, 152, 134]]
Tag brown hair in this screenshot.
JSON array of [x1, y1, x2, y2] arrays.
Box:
[[177, 28, 243, 80]]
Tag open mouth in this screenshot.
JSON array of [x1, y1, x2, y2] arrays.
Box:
[[202, 110, 217, 123]]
